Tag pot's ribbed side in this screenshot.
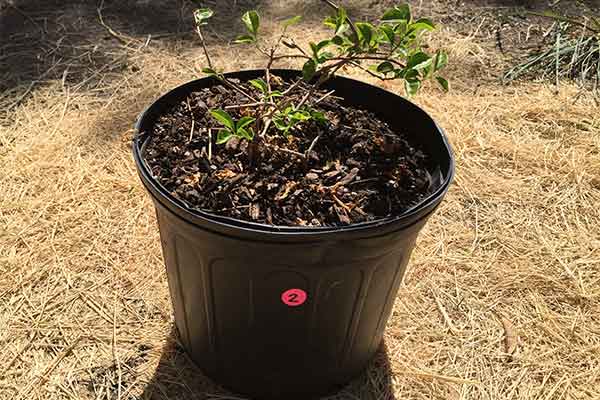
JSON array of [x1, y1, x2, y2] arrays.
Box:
[[154, 198, 427, 399]]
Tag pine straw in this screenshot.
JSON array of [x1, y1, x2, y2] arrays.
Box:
[[2, 6, 600, 400]]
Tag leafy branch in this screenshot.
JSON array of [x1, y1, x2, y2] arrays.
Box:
[[192, 1, 449, 161]]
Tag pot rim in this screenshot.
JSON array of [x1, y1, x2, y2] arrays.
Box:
[[132, 69, 455, 240]]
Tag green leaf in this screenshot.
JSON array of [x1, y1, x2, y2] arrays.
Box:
[[316, 39, 331, 53], [422, 63, 433, 78], [242, 10, 260, 36], [402, 68, 419, 80], [283, 15, 302, 26], [413, 57, 432, 71], [404, 79, 421, 96], [237, 127, 254, 141], [210, 109, 235, 131], [236, 116, 256, 131], [331, 35, 344, 46], [434, 50, 448, 71], [290, 110, 311, 122], [380, 25, 395, 44], [323, 16, 337, 30], [356, 22, 376, 46], [302, 59, 317, 81], [216, 129, 233, 144], [194, 8, 214, 26], [269, 90, 283, 98], [394, 20, 408, 36], [436, 76, 449, 91], [310, 110, 328, 125], [407, 52, 431, 70], [409, 18, 435, 33], [249, 78, 268, 93], [234, 34, 256, 44], [202, 67, 217, 76], [310, 40, 331, 60], [272, 117, 288, 131], [325, 7, 349, 36], [382, 4, 411, 23], [318, 51, 335, 63], [377, 61, 395, 74], [336, 7, 349, 35]]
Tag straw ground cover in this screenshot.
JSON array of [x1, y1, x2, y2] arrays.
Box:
[[1, 1, 599, 399]]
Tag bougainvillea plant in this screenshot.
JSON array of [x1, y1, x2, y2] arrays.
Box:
[[193, 1, 448, 153]]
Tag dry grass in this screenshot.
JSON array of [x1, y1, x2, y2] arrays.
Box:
[[1, 1, 600, 399]]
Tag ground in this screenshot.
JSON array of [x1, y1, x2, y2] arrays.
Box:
[[1, 0, 599, 399]]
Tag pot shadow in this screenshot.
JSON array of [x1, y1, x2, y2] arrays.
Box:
[[140, 326, 397, 400], [0, 0, 263, 99]]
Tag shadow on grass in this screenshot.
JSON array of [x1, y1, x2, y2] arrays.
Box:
[[0, 0, 263, 98], [140, 325, 397, 400]]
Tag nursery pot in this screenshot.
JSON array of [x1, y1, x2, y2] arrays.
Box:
[[133, 70, 454, 399]]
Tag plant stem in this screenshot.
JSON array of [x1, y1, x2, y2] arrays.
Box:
[[195, 25, 258, 102], [319, 0, 360, 41], [271, 54, 311, 61], [349, 60, 395, 81], [196, 26, 214, 70], [221, 78, 259, 102]]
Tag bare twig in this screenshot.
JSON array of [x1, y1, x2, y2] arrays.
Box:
[[259, 118, 272, 138], [186, 100, 195, 143], [281, 39, 311, 58], [281, 79, 304, 96], [266, 48, 275, 94], [314, 90, 337, 105], [97, 1, 133, 45], [305, 134, 322, 158], [263, 142, 304, 157], [208, 129, 212, 161], [224, 101, 275, 110], [432, 290, 459, 335], [296, 90, 313, 109]]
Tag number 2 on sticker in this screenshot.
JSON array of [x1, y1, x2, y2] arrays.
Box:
[[281, 289, 307, 307]]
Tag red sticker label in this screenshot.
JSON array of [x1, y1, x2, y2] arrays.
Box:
[[281, 289, 307, 307]]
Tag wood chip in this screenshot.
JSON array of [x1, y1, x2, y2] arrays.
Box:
[[334, 204, 350, 224], [275, 182, 297, 201], [249, 203, 260, 220], [329, 167, 359, 189], [214, 169, 237, 179]]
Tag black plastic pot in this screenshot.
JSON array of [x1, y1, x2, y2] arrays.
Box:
[[133, 70, 454, 399]]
